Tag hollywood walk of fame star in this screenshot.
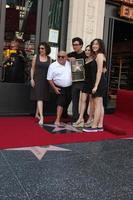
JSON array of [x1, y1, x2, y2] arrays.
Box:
[[5, 145, 71, 160], [44, 122, 80, 132]]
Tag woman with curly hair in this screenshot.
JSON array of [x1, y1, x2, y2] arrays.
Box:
[[30, 42, 51, 126]]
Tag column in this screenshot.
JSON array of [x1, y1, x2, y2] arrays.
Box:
[[66, 0, 106, 52]]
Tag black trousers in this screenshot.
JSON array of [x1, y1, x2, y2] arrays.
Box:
[[72, 82, 84, 121], [56, 86, 72, 108]]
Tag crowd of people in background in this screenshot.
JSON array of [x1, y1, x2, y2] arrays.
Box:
[[3, 39, 28, 83], [30, 37, 107, 132]]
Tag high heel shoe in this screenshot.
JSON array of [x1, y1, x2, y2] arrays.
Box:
[[84, 119, 93, 127], [38, 118, 44, 126], [73, 120, 84, 128]]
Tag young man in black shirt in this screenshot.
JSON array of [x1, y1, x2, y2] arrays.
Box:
[[67, 37, 87, 122]]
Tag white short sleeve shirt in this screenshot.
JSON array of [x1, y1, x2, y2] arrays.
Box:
[[47, 60, 72, 87]]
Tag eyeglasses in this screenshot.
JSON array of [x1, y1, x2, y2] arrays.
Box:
[[72, 43, 80, 46], [39, 47, 45, 50], [58, 55, 65, 59]]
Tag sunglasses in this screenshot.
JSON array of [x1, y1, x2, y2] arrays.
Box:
[[39, 47, 45, 50], [58, 55, 65, 59]]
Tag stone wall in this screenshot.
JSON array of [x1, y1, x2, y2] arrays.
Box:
[[66, 0, 106, 52]]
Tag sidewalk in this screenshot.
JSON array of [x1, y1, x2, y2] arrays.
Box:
[[0, 139, 133, 200]]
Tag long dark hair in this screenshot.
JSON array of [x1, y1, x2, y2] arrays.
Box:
[[85, 44, 92, 58], [90, 38, 106, 55]]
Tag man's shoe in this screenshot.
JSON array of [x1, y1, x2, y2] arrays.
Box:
[[83, 127, 98, 132]]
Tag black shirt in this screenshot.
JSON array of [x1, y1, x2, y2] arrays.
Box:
[[67, 51, 86, 62]]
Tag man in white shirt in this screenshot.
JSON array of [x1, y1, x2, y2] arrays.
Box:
[[47, 51, 72, 126]]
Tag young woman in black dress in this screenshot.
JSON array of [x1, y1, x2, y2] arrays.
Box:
[[30, 42, 51, 126], [83, 39, 107, 132], [73, 45, 95, 127]]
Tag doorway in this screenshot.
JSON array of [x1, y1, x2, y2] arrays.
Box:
[[107, 18, 133, 109], [0, 0, 39, 115]]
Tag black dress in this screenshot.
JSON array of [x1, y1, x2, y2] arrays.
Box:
[[82, 59, 107, 97], [30, 55, 50, 101]]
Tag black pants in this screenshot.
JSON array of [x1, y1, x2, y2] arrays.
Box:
[[72, 82, 84, 121], [57, 86, 72, 108]]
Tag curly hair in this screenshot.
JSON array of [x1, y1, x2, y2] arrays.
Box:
[[38, 42, 51, 55]]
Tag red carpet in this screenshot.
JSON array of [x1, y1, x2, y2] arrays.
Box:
[[104, 90, 133, 135], [0, 116, 132, 149]]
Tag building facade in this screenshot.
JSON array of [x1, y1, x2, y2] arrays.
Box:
[[66, 0, 105, 52]]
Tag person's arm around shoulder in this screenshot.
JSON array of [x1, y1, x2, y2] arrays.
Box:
[[67, 52, 76, 62], [92, 53, 104, 94], [67, 57, 76, 62], [30, 55, 36, 88]]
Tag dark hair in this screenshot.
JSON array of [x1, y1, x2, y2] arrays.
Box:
[[72, 37, 83, 46], [85, 44, 90, 49], [90, 38, 105, 54], [38, 42, 51, 55]]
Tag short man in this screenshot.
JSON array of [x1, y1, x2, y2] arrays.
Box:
[[47, 51, 72, 126], [67, 37, 87, 122]]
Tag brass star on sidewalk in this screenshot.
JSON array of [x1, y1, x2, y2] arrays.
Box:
[[6, 145, 71, 160], [44, 123, 80, 132]]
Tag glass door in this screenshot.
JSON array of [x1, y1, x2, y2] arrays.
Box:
[[2, 0, 38, 83], [103, 17, 115, 110], [0, 1, 6, 82], [0, 0, 41, 115], [104, 16, 133, 111], [48, 0, 63, 60]]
